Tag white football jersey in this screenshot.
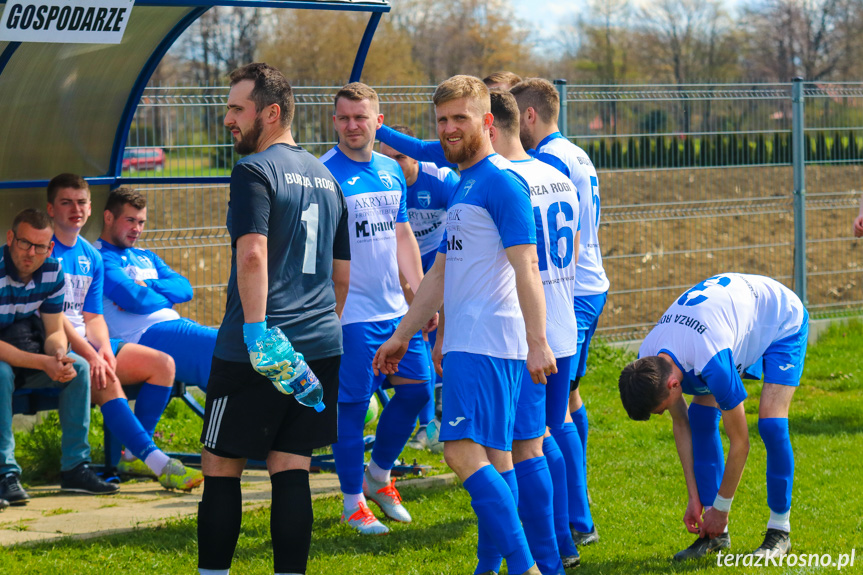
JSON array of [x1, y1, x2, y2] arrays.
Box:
[[535, 133, 609, 297], [639, 273, 806, 410], [321, 147, 410, 325], [502, 157, 580, 358], [439, 154, 535, 360]]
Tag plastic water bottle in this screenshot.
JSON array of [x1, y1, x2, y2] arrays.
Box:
[[254, 327, 325, 412]]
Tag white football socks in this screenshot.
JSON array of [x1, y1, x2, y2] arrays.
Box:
[[344, 492, 366, 511], [367, 460, 391, 484], [767, 509, 791, 533]]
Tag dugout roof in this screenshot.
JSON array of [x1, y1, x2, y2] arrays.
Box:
[[0, 0, 390, 194]]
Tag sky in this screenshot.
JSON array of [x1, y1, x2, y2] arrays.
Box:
[[509, 0, 579, 55]]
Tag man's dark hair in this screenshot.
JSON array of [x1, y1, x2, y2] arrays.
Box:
[[47, 173, 89, 204], [390, 124, 416, 138], [105, 186, 147, 218], [618, 356, 672, 421], [489, 89, 520, 137], [12, 208, 53, 234], [229, 62, 295, 128]]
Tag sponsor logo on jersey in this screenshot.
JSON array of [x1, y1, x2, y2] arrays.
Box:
[[353, 194, 401, 209], [447, 234, 463, 251], [346, 176, 360, 185], [355, 219, 396, 238], [448, 416, 466, 427], [77, 255, 91, 274], [417, 190, 431, 208], [377, 170, 394, 190]]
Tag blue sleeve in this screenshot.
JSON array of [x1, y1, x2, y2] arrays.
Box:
[[145, 252, 193, 304], [536, 152, 571, 179], [396, 173, 409, 223], [377, 124, 456, 170], [438, 230, 448, 254], [486, 170, 536, 248], [102, 252, 175, 314], [701, 348, 748, 410], [82, 250, 104, 315]]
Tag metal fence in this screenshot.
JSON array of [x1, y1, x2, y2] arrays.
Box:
[[127, 81, 863, 341]]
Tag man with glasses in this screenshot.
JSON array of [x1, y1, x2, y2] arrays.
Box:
[[0, 209, 118, 505]]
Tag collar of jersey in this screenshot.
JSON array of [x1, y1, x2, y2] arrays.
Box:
[[537, 132, 567, 151]]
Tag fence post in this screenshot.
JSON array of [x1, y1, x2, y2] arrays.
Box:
[[791, 77, 808, 306], [554, 79, 568, 138]]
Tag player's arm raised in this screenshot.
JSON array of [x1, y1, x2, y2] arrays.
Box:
[[668, 394, 703, 534], [506, 243, 556, 384], [374, 252, 445, 376]]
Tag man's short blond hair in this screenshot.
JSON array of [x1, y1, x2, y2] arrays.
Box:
[[510, 78, 560, 125], [334, 82, 380, 113], [483, 71, 523, 89], [433, 75, 490, 115]]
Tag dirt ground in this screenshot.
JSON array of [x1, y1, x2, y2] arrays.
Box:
[[132, 163, 863, 342]]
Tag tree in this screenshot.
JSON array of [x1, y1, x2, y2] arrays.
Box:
[[256, 10, 424, 85], [740, 0, 863, 82], [395, 0, 532, 83]]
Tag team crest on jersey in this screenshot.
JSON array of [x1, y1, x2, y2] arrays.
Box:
[[462, 179, 476, 196], [417, 190, 431, 208], [77, 255, 91, 274], [377, 170, 394, 190]]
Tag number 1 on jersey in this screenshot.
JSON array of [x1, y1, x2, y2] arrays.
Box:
[[301, 203, 319, 274]]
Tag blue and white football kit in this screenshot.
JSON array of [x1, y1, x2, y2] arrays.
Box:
[[534, 133, 609, 383], [321, 146, 431, 500], [502, 157, 586, 563], [54, 236, 170, 467], [96, 239, 217, 390], [437, 153, 538, 575], [640, 273, 807, 529]]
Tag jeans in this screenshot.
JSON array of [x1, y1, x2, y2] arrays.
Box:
[[0, 353, 92, 475]]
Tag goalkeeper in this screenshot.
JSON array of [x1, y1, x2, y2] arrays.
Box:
[[197, 63, 350, 575]]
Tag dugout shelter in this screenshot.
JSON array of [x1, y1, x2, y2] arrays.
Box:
[[0, 0, 391, 226]]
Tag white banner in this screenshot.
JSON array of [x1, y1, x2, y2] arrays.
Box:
[[0, 0, 135, 44]]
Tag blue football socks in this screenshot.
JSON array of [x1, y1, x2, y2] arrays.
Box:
[[464, 465, 533, 575], [689, 403, 724, 507], [371, 383, 431, 470], [134, 382, 172, 438], [332, 401, 369, 495], [543, 435, 579, 557], [759, 417, 794, 525], [101, 397, 159, 461], [571, 405, 589, 477], [550, 421, 593, 533], [515, 456, 564, 575]]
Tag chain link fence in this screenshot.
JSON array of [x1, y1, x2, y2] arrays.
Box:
[[127, 82, 863, 341]]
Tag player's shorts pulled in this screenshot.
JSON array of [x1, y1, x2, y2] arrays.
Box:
[[760, 309, 809, 386], [514, 355, 574, 440], [571, 292, 608, 383], [339, 318, 430, 403], [201, 355, 340, 461], [440, 351, 524, 451]]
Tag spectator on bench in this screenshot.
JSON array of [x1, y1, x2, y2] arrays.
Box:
[[47, 174, 203, 491], [95, 187, 217, 391], [0, 209, 118, 504]]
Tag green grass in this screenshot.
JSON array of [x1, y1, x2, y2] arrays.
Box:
[[4, 320, 863, 573]]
